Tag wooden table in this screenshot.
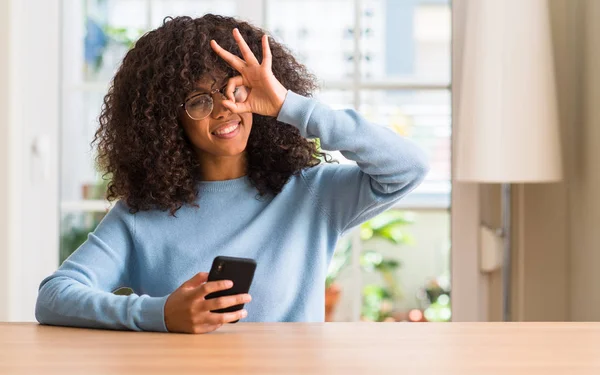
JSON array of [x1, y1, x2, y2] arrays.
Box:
[[1, 322, 599, 374]]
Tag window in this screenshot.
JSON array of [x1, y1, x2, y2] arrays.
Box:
[[60, 0, 451, 323]]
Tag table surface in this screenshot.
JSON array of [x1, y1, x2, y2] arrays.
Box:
[[1, 322, 599, 375]]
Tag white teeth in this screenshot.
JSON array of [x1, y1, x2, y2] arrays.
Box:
[[213, 123, 239, 135]]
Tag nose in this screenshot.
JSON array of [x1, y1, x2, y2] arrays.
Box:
[[210, 95, 231, 120]]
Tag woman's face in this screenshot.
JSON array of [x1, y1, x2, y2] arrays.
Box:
[[179, 76, 253, 158]]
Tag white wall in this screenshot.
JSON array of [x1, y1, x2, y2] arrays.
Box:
[[0, 0, 60, 321], [0, 0, 11, 322]]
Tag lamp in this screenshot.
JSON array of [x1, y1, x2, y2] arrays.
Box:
[[455, 0, 563, 321]]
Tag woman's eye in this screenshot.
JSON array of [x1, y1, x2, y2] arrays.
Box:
[[189, 95, 211, 108], [233, 86, 248, 102]]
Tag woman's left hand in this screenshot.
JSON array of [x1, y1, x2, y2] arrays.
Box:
[[210, 28, 288, 118]]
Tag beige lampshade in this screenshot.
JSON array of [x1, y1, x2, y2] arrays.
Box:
[[455, 0, 563, 183]]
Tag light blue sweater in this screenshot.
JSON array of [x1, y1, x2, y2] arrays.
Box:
[[35, 91, 428, 332]]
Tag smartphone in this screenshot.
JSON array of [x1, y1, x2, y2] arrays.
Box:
[[205, 256, 256, 322]]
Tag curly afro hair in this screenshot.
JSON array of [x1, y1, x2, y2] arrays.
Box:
[[93, 14, 330, 215]]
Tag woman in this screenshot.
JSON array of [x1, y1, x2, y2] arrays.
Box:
[[36, 14, 428, 333]]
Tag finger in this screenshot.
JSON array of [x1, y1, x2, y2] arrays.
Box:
[[194, 279, 234, 299], [225, 76, 245, 102], [262, 34, 272, 71], [182, 272, 209, 289], [192, 324, 222, 334], [206, 309, 248, 325], [233, 28, 259, 65], [203, 293, 252, 311], [221, 99, 252, 114], [208, 324, 224, 333], [210, 39, 246, 72]]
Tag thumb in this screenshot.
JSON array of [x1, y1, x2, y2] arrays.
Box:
[[183, 272, 208, 289]]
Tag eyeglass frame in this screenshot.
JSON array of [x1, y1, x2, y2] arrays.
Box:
[[180, 83, 235, 121]]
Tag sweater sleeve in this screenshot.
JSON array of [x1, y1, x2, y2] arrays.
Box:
[[35, 201, 169, 332], [277, 90, 429, 235]]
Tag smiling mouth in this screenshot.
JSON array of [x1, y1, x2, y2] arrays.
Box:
[[211, 121, 241, 139]]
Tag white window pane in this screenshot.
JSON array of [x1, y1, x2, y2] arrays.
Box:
[[360, 0, 451, 84], [314, 89, 354, 110], [86, 0, 149, 29], [150, 0, 237, 28], [266, 0, 354, 81]]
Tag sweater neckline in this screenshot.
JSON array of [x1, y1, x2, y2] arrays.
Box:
[[197, 175, 251, 192]]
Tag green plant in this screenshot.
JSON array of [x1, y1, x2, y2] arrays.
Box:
[[326, 210, 415, 321], [60, 212, 105, 264], [361, 284, 393, 321], [326, 240, 351, 288], [360, 250, 402, 321], [60, 176, 109, 264], [417, 275, 452, 322], [424, 293, 451, 322], [103, 25, 144, 49], [85, 17, 144, 74]]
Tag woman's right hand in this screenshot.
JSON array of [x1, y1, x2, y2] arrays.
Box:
[[164, 272, 251, 334]]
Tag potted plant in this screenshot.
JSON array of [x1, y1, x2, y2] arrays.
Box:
[[325, 210, 414, 321], [360, 253, 401, 322]]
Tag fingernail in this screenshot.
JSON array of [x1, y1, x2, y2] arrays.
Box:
[[226, 280, 233, 287], [244, 294, 252, 302], [241, 310, 248, 318]]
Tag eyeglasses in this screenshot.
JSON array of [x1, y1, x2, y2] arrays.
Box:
[[180, 84, 249, 120]]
